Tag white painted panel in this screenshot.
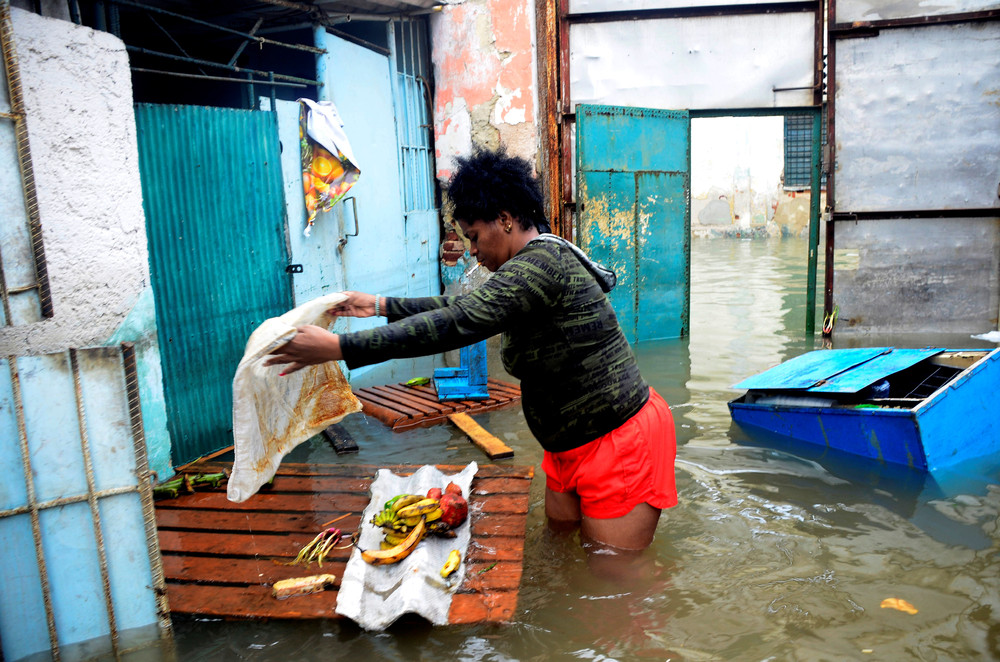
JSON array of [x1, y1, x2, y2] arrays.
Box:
[[834, 23, 1000, 212], [571, 0, 793, 10], [833, 218, 1000, 335], [836, 0, 1000, 23], [570, 14, 816, 111]]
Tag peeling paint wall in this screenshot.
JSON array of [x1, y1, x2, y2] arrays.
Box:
[[430, 0, 539, 290], [1, 9, 171, 478]]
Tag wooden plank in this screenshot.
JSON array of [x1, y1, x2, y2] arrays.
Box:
[[166, 583, 519, 623], [161, 555, 524, 591], [175, 461, 533, 481], [358, 386, 441, 415], [448, 412, 515, 459], [353, 380, 521, 431], [357, 398, 410, 428], [366, 385, 448, 414], [156, 509, 527, 540], [322, 424, 359, 454]]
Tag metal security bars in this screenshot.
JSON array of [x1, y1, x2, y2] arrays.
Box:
[[0, 344, 170, 661], [0, 1, 53, 326], [393, 17, 436, 213], [784, 113, 826, 189]]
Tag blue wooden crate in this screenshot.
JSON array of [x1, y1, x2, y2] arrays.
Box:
[[728, 347, 1000, 471], [433, 341, 490, 401]]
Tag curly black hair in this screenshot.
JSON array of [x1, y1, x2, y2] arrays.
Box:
[[447, 146, 551, 233]]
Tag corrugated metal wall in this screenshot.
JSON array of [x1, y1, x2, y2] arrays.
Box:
[[136, 104, 292, 465], [829, 13, 1000, 335]]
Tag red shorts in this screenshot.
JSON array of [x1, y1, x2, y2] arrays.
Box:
[[542, 387, 678, 519]]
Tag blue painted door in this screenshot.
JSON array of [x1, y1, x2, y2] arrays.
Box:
[[136, 105, 293, 465], [314, 30, 441, 388], [576, 105, 690, 342]]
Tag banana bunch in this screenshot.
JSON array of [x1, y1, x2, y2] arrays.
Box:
[[365, 494, 452, 562], [372, 495, 441, 531]]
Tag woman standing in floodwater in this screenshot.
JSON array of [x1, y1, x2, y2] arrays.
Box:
[[266, 146, 678, 553]]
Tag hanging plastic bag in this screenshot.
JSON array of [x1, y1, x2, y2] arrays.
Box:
[[228, 293, 363, 503], [298, 98, 361, 237]]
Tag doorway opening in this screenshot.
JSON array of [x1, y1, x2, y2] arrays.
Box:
[[688, 114, 825, 354]]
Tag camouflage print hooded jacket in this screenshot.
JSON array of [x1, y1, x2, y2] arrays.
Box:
[[338, 238, 650, 452]]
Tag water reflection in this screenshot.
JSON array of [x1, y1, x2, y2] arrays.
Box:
[[159, 238, 1000, 661]]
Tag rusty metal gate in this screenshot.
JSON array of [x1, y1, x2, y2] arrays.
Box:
[[576, 104, 691, 342]]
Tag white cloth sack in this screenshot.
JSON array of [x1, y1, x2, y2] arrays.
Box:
[[228, 293, 362, 503], [335, 462, 478, 630]]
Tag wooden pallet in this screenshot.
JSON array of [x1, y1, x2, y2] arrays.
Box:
[[156, 462, 534, 624], [354, 378, 521, 431]]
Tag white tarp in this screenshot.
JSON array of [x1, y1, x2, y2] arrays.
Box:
[[228, 293, 362, 503], [336, 462, 478, 630]]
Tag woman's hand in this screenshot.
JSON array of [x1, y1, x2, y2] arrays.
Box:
[[264, 325, 342, 376], [328, 291, 381, 318]]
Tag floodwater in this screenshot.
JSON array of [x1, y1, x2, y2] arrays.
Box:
[[164, 237, 999, 661]]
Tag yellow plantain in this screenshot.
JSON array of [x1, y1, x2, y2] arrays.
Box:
[[440, 549, 461, 578], [423, 508, 442, 524], [392, 518, 417, 531], [384, 527, 424, 546], [395, 498, 440, 519], [362, 518, 426, 565], [389, 495, 424, 514]]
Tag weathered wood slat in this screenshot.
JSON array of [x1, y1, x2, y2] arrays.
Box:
[[166, 583, 519, 623], [156, 463, 533, 625], [353, 380, 521, 431], [161, 555, 524, 591], [177, 461, 532, 480], [156, 508, 528, 539], [155, 491, 529, 516], [448, 412, 515, 459]]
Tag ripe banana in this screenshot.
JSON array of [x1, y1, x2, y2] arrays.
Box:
[[395, 515, 422, 529], [395, 498, 440, 519], [427, 519, 455, 535], [389, 494, 424, 513], [382, 529, 411, 546], [423, 508, 442, 524], [362, 518, 426, 565], [440, 549, 461, 578]]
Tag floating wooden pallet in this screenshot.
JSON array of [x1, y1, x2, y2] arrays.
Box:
[[156, 462, 534, 625], [354, 378, 521, 431]]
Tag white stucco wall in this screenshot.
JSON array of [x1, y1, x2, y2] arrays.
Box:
[[1, 8, 172, 479], [1, 8, 149, 354]]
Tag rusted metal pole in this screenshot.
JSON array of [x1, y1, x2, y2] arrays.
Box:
[[121, 343, 174, 636], [0, 2, 53, 320], [824, 0, 838, 334], [558, 0, 573, 240]]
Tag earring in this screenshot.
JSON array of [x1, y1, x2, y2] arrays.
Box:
[[505, 224, 512, 233]]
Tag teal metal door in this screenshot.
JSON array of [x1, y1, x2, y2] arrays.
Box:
[[576, 105, 690, 342], [135, 105, 293, 465]]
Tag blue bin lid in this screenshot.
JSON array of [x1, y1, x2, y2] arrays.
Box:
[[732, 347, 945, 393]]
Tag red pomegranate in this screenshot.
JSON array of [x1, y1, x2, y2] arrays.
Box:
[[438, 492, 468, 528], [444, 481, 463, 496], [426, 487, 443, 499]]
